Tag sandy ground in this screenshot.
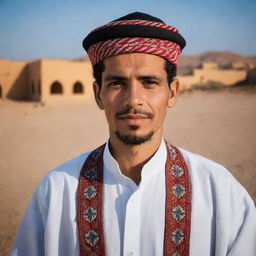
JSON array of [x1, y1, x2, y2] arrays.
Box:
[[0, 88, 256, 255]]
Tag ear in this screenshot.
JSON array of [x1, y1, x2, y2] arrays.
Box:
[[167, 79, 179, 108], [93, 82, 104, 110]]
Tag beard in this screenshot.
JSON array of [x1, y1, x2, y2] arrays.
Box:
[[115, 129, 154, 145], [114, 106, 155, 145]]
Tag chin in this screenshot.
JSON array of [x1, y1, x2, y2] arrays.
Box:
[[114, 130, 154, 145]]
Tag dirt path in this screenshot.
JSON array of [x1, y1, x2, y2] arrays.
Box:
[[1, 89, 255, 255]]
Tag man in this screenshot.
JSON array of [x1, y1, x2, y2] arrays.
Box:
[[11, 12, 256, 256]]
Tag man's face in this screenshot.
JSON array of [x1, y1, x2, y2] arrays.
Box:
[[93, 53, 179, 145]]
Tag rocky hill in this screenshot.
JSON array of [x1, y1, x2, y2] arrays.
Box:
[[178, 51, 256, 75], [74, 51, 256, 76]]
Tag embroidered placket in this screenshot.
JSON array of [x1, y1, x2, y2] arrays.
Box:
[[77, 144, 106, 256], [77, 142, 191, 256], [164, 143, 191, 256]]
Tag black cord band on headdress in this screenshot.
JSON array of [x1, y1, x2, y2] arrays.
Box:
[[83, 24, 186, 51]]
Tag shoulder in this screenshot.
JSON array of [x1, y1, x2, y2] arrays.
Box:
[[178, 147, 252, 202], [36, 151, 92, 197], [46, 152, 90, 180], [178, 147, 233, 180], [178, 148, 256, 253]]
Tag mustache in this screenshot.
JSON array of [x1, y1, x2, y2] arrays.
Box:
[[115, 107, 153, 119]]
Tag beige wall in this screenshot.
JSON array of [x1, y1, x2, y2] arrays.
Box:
[[232, 62, 247, 69], [41, 59, 94, 101], [202, 62, 218, 70], [28, 60, 41, 101], [177, 75, 197, 91], [193, 69, 246, 85], [0, 59, 29, 100], [0, 58, 94, 101], [178, 62, 247, 91]]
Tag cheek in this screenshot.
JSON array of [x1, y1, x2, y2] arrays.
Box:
[[101, 89, 120, 105], [149, 93, 170, 116], [103, 103, 115, 119], [102, 92, 125, 114], [101, 96, 119, 122]]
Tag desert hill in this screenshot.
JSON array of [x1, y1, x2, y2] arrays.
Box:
[[73, 51, 256, 76], [180, 51, 256, 67], [179, 51, 256, 75]]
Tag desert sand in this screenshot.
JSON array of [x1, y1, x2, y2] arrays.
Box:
[[0, 88, 256, 255]]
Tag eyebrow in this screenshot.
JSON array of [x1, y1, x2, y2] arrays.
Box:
[[104, 75, 128, 82], [138, 75, 162, 82], [104, 75, 162, 82]]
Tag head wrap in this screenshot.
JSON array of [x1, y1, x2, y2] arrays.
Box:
[[82, 12, 186, 67]]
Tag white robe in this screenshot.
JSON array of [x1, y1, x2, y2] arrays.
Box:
[[11, 139, 256, 256]]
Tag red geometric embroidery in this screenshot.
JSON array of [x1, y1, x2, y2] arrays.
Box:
[[77, 144, 106, 256], [164, 143, 191, 256], [77, 142, 191, 256]]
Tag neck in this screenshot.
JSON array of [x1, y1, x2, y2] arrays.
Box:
[[109, 131, 163, 185]]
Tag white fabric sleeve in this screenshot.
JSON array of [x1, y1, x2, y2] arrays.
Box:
[[10, 182, 48, 256], [227, 182, 256, 255]]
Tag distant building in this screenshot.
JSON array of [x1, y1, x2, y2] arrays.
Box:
[[232, 62, 248, 70], [0, 58, 93, 101], [178, 62, 247, 91], [201, 62, 218, 70], [0, 59, 250, 101]]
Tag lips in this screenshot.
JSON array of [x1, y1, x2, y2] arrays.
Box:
[[119, 114, 148, 119], [119, 114, 150, 125], [115, 108, 153, 127]]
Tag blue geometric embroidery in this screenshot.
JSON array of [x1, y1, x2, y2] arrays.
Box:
[[84, 185, 97, 200], [168, 145, 177, 160], [84, 229, 99, 246], [172, 205, 186, 221], [85, 168, 98, 180], [171, 165, 184, 178], [172, 184, 186, 198], [91, 147, 102, 161], [83, 207, 97, 223], [171, 228, 185, 246]]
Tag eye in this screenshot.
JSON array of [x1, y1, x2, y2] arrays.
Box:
[[107, 80, 124, 88], [142, 79, 159, 88]]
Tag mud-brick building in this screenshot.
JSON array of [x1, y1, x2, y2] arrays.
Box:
[[0, 58, 93, 101], [178, 62, 247, 90], [0, 58, 251, 101]]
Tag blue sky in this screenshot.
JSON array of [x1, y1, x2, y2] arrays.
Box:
[[0, 0, 255, 60]]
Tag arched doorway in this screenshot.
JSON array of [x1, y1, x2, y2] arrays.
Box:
[[73, 82, 84, 94], [50, 81, 63, 94]]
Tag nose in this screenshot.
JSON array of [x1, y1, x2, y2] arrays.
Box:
[[124, 79, 143, 108]]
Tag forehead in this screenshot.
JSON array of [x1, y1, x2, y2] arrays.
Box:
[[102, 53, 166, 76]]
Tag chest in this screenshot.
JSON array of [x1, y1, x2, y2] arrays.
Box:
[[103, 169, 166, 255]]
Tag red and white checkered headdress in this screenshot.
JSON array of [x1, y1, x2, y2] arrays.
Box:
[[83, 12, 186, 67]]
